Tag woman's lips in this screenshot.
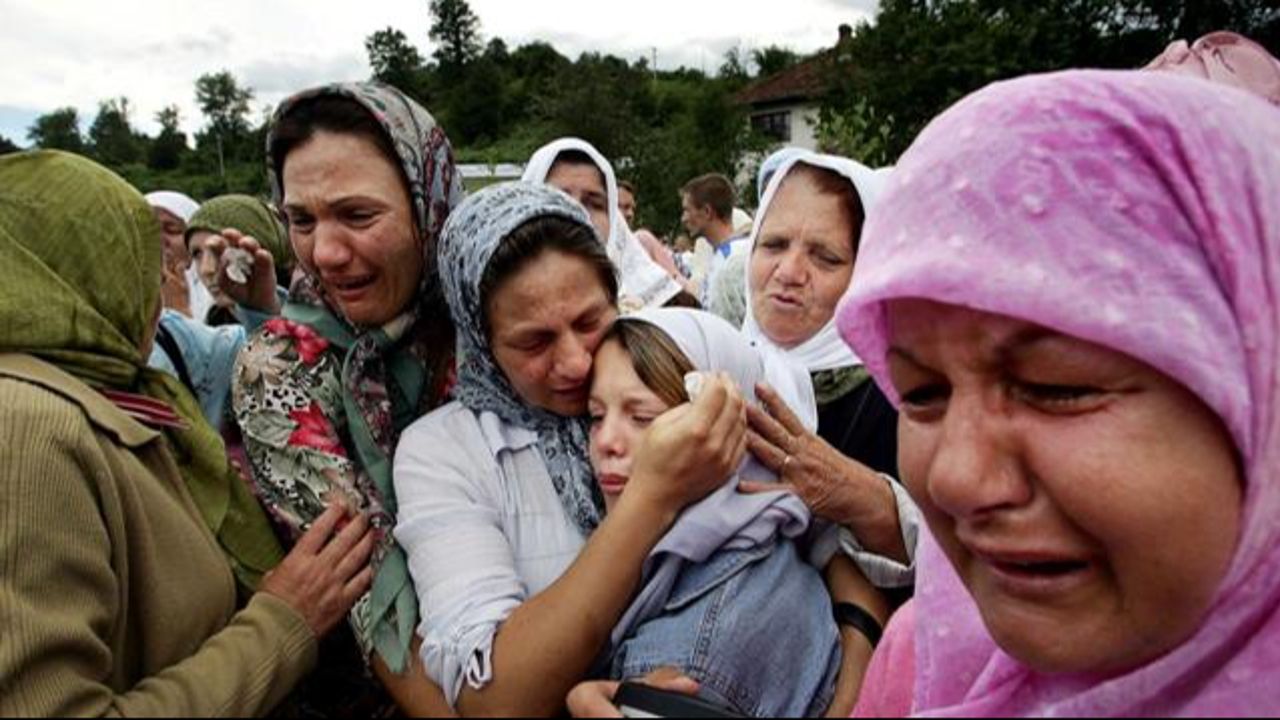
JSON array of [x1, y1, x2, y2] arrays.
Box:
[[598, 473, 628, 495], [326, 274, 377, 301], [552, 382, 588, 398], [767, 292, 804, 311], [968, 544, 1096, 600]]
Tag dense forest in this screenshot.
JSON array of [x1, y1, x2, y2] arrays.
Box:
[[7, 0, 1276, 234]]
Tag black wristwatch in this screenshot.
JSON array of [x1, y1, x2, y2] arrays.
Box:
[[833, 602, 884, 649]]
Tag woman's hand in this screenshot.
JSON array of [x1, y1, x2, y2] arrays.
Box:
[[160, 242, 192, 317], [204, 228, 282, 313], [260, 502, 375, 638], [567, 669, 700, 719], [625, 373, 748, 519], [744, 382, 907, 564]]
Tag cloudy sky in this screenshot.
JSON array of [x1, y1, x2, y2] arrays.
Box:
[[0, 0, 879, 145]]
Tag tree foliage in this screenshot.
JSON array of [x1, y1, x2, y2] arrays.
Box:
[[30, 0, 1273, 230], [27, 107, 84, 153], [752, 46, 800, 77], [149, 105, 189, 171], [195, 70, 255, 161], [88, 97, 142, 166], [367, 28, 428, 98], [819, 0, 1279, 161], [429, 0, 482, 70], [0, 135, 19, 155]]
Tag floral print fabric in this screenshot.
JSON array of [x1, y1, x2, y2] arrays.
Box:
[[235, 81, 462, 674]]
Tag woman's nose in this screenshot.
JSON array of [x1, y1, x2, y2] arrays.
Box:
[[925, 393, 1033, 521], [311, 223, 353, 270], [554, 335, 593, 385], [774, 249, 809, 286]]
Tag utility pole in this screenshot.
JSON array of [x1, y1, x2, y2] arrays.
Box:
[[216, 132, 226, 191]]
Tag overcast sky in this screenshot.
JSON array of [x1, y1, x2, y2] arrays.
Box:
[[0, 0, 879, 145]]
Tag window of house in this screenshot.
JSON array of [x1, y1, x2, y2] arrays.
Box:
[[752, 111, 791, 142]]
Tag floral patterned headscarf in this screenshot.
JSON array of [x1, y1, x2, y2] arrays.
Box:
[[438, 182, 606, 535], [265, 81, 464, 673]]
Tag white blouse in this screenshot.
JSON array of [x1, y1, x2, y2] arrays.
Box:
[[393, 401, 587, 707]]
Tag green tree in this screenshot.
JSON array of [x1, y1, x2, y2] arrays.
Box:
[[718, 47, 752, 89], [89, 97, 142, 166], [819, 0, 1278, 162], [149, 105, 189, 171], [751, 46, 800, 77], [195, 70, 255, 163], [27, 107, 84, 153], [429, 0, 482, 70], [366, 27, 428, 97], [446, 56, 509, 145], [0, 134, 19, 155], [544, 53, 652, 159]]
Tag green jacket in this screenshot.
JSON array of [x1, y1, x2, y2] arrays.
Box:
[[0, 354, 316, 717]]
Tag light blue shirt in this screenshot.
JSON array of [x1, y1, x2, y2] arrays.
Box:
[[148, 309, 246, 430]]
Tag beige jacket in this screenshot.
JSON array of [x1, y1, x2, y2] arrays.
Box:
[[0, 354, 316, 717]]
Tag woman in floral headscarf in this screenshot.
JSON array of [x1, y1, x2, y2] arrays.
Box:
[[841, 70, 1280, 716], [231, 82, 461, 714]]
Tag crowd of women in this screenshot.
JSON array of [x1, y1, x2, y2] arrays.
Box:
[[1, 28, 1278, 718]]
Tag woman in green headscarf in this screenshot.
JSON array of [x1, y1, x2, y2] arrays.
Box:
[[0, 150, 375, 717], [186, 194, 295, 327]]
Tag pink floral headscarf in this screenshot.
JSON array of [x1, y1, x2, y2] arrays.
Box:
[[837, 70, 1280, 715], [1147, 31, 1280, 105]]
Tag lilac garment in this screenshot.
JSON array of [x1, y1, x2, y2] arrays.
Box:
[[609, 308, 818, 650], [1146, 31, 1280, 105], [836, 69, 1280, 716]]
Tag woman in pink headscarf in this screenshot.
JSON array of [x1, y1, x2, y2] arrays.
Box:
[[838, 69, 1280, 716]]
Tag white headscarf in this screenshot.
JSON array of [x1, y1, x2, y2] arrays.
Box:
[[742, 151, 891, 374], [523, 138, 683, 311], [144, 190, 200, 223]]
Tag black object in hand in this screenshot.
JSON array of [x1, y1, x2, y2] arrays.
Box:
[[615, 682, 742, 719]]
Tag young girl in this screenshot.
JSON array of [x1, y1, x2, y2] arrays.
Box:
[[587, 308, 887, 717]]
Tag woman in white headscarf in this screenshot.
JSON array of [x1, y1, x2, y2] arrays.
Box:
[[741, 152, 917, 593], [522, 138, 690, 312], [146, 190, 216, 323]]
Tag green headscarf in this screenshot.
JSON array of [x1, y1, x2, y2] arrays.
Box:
[[0, 150, 283, 589], [185, 194, 294, 272]]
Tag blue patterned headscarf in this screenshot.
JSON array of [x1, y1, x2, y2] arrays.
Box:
[[438, 182, 607, 535]]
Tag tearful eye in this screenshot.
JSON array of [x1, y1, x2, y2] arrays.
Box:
[[900, 383, 950, 416], [1017, 383, 1102, 408]]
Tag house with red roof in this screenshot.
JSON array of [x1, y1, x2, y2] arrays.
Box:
[[734, 25, 855, 151]]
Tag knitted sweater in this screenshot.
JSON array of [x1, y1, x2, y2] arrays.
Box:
[[0, 354, 316, 716]]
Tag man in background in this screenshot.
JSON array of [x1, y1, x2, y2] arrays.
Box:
[[680, 173, 745, 306]]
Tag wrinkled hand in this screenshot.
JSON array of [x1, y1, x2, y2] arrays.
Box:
[[260, 502, 375, 638], [626, 373, 748, 517], [567, 668, 700, 719], [744, 382, 906, 562], [160, 243, 192, 317], [204, 228, 281, 313]]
